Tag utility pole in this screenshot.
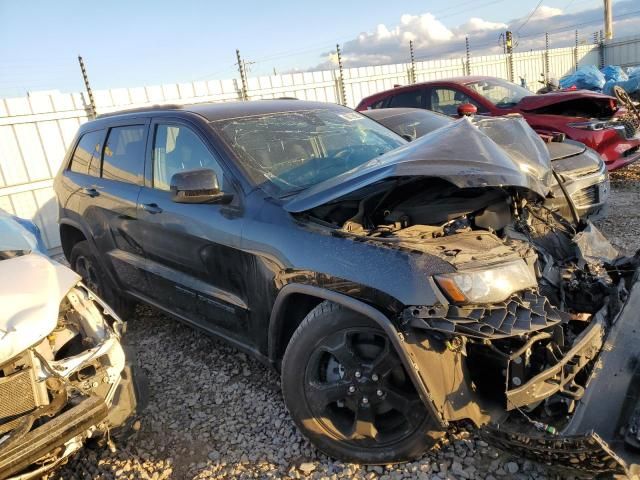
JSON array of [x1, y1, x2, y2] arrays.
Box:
[[465, 36, 471, 76], [505, 31, 514, 83], [409, 40, 416, 83], [336, 44, 347, 106], [77, 56, 96, 119], [236, 49, 249, 101], [604, 0, 613, 40]]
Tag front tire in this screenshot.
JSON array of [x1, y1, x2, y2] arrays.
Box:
[[281, 301, 442, 464], [69, 240, 134, 319]]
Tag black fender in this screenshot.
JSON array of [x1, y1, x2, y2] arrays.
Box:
[[59, 218, 122, 293], [268, 283, 447, 429]]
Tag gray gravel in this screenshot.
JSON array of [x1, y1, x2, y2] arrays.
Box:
[[49, 165, 640, 480]]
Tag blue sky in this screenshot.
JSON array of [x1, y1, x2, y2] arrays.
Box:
[[0, 0, 631, 97]]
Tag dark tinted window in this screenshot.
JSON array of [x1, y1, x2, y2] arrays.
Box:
[[388, 90, 423, 108], [70, 130, 103, 175], [153, 124, 224, 191], [369, 99, 387, 109], [102, 125, 146, 184]]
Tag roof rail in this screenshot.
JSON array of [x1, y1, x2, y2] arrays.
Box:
[[96, 104, 184, 119]]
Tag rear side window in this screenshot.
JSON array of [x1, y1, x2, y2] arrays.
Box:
[[388, 90, 423, 108], [102, 125, 146, 184], [70, 130, 104, 175]]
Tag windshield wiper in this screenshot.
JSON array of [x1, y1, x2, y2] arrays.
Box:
[[278, 187, 309, 199]]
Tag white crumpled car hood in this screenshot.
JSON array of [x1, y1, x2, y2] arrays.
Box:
[[0, 253, 79, 363]]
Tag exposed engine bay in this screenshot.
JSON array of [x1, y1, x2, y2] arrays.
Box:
[[305, 177, 640, 475], [0, 281, 139, 480]]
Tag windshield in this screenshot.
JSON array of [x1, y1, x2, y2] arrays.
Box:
[[211, 109, 405, 197], [0, 212, 38, 259], [466, 79, 532, 109]]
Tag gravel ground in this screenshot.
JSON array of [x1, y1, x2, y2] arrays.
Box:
[[50, 164, 640, 480]]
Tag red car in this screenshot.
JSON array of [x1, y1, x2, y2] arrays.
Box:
[[356, 76, 640, 171]]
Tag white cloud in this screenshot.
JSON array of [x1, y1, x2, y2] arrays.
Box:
[[530, 5, 563, 20], [312, 0, 639, 69]]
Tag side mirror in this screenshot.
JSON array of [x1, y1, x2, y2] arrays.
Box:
[[457, 103, 478, 117], [170, 169, 231, 204]]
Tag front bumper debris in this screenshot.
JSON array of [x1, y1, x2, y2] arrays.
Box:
[[403, 275, 640, 476], [487, 281, 640, 476], [0, 396, 108, 479]]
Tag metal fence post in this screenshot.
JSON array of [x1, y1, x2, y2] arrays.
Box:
[[544, 32, 550, 82], [465, 36, 471, 76], [409, 40, 416, 83], [236, 49, 249, 101], [336, 44, 347, 106], [574, 30, 579, 71], [77, 56, 96, 119], [598, 30, 605, 68]]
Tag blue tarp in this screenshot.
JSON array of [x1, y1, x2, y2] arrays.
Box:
[[603, 77, 640, 96], [627, 66, 640, 79], [559, 65, 640, 96], [559, 65, 606, 91], [601, 65, 628, 82]]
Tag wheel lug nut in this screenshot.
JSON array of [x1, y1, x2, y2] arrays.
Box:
[[362, 397, 369, 404], [376, 389, 384, 397], [371, 373, 379, 381], [348, 385, 356, 393], [354, 371, 362, 378]]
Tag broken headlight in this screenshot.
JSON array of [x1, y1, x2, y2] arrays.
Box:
[[434, 260, 537, 304]]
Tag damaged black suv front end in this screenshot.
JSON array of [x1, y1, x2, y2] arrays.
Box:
[[399, 210, 640, 477], [285, 116, 640, 475]]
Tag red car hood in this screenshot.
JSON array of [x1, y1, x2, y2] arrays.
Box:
[[516, 90, 615, 112]]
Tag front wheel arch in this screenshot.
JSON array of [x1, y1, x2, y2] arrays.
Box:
[[269, 284, 444, 428]]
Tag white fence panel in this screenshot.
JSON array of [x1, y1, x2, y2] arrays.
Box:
[[605, 35, 640, 68]]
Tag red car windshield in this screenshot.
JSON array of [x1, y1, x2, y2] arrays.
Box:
[[466, 79, 532, 109]]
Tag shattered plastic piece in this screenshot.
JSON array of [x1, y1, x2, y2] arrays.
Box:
[[573, 222, 618, 266]]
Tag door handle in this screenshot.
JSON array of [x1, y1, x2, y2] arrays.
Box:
[[142, 203, 163, 214], [82, 187, 100, 197]]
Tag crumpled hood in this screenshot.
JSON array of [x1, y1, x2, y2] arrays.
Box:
[[516, 91, 615, 112], [0, 253, 79, 362], [285, 116, 552, 213]]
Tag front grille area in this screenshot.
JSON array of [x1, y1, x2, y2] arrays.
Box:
[[573, 184, 599, 207], [404, 290, 565, 339], [0, 368, 39, 434]]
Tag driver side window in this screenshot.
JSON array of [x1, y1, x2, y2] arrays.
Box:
[[429, 88, 484, 116], [153, 124, 224, 191]]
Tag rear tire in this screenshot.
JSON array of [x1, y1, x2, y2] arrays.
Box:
[[281, 301, 442, 464], [69, 240, 134, 320]]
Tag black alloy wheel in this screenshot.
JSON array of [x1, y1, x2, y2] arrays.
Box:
[[282, 301, 441, 464]]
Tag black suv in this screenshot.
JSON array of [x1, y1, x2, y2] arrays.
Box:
[[55, 100, 640, 474]]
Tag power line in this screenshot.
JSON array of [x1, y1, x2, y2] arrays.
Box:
[[516, 0, 544, 33]]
